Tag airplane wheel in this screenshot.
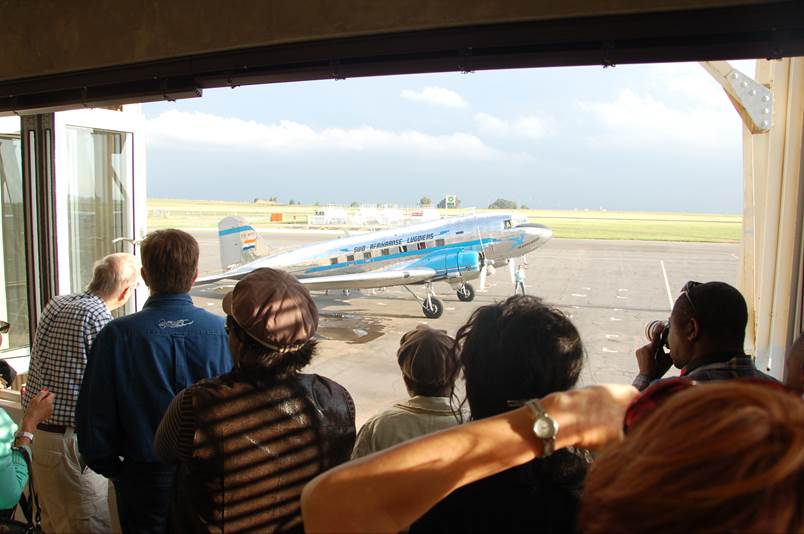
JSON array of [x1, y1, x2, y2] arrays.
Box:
[[457, 283, 475, 302], [422, 297, 444, 319]]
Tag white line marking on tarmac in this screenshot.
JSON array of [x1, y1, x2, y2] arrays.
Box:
[[571, 293, 587, 297], [581, 287, 591, 290], [616, 295, 628, 299], [446, 307, 455, 311], [660, 260, 674, 311], [613, 308, 623, 312], [602, 347, 619, 353], [605, 334, 620, 340], [376, 302, 386, 306], [618, 288, 628, 292], [610, 317, 622, 321]]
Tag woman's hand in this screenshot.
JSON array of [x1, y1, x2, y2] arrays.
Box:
[[20, 388, 55, 433], [545, 384, 639, 451]]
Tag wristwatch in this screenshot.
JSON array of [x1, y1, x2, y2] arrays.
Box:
[[526, 399, 559, 456], [14, 431, 34, 444]]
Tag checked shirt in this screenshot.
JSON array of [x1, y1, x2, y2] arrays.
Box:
[[22, 292, 112, 427]]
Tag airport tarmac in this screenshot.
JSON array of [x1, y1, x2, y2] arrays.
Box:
[[189, 229, 739, 426]]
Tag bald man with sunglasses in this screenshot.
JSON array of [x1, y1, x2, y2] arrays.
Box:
[[633, 281, 777, 391]]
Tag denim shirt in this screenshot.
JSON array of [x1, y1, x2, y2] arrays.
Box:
[[76, 293, 232, 477]]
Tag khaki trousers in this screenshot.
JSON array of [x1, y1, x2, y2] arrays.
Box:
[[31, 427, 112, 534]]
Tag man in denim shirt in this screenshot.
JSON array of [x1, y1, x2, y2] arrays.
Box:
[[77, 229, 232, 534]]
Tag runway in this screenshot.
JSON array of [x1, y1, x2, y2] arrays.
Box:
[[190, 229, 739, 426]]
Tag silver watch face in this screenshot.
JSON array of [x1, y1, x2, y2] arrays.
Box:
[[533, 416, 557, 439]]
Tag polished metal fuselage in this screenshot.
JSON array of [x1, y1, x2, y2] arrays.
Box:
[[220, 213, 552, 283]]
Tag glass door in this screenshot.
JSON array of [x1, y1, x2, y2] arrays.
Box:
[[0, 128, 30, 354], [55, 107, 147, 314], [64, 127, 132, 309]]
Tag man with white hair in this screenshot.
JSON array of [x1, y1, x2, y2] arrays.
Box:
[[22, 252, 139, 533]]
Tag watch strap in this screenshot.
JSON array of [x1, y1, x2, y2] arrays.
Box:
[[526, 399, 557, 456], [15, 431, 34, 443]]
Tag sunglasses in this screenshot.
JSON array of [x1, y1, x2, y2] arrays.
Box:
[[680, 280, 701, 315], [0, 321, 9, 334], [623, 377, 796, 434]]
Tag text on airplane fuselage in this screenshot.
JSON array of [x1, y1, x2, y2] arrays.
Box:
[[353, 233, 436, 253]]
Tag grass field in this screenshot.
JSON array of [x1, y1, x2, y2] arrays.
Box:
[[147, 199, 742, 243]]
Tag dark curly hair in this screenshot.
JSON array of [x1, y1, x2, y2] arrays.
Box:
[[451, 295, 585, 421]]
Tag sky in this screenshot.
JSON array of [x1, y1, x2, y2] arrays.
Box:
[[143, 60, 755, 214]]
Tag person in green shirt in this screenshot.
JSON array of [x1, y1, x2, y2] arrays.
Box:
[[0, 387, 54, 509]]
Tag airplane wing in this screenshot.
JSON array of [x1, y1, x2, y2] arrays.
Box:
[[195, 270, 252, 285], [194, 267, 437, 289], [298, 268, 437, 290]]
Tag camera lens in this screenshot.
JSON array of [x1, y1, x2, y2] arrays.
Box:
[[645, 320, 669, 345]]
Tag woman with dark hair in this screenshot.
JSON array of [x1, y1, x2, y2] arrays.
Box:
[[301, 382, 802, 533], [352, 326, 460, 459], [411, 295, 589, 533]]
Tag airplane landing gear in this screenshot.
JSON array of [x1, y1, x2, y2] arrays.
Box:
[[456, 282, 475, 302], [405, 283, 444, 319], [422, 295, 444, 319]]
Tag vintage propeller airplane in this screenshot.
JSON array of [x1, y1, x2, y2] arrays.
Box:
[[195, 212, 552, 318]]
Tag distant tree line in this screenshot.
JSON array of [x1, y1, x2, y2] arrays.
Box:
[[488, 198, 529, 209]]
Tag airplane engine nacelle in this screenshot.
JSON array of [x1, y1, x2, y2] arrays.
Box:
[[453, 251, 482, 273], [410, 250, 481, 280]]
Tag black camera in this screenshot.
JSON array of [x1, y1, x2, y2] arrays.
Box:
[[645, 320, 670, 350]]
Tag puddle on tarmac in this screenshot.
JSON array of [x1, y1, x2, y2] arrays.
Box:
[[318, 312, 386, 344]]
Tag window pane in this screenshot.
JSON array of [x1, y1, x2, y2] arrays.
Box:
[[65, 127, 132, 312], [0, 134, 30, 352]]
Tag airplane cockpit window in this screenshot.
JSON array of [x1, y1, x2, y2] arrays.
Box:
[[504, 219, 513, 229]]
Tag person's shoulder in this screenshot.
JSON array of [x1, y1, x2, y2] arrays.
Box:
[[186, 306, 226, 326], [363, 405, 414, 428], [304, 374, 352, 399]]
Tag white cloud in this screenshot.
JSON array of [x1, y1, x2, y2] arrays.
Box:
[[474, 112, 551, 140], [145, 110, 500, 159], [400, 86, 468, 108], [577, 88, 741, 150]]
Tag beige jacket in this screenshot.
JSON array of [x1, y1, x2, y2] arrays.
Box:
[[351, 396, 461, 459]]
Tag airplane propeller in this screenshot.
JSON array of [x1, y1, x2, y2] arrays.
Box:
[[475, 215, 491, 292]]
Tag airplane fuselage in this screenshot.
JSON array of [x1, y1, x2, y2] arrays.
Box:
[[220, 213, 552, 284]]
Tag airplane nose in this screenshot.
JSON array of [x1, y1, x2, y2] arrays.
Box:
[[517, 223, 552, 243]]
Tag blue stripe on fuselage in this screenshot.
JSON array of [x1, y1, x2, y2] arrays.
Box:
[[219, 225, 253, 236], [303, 237, 499, 274]]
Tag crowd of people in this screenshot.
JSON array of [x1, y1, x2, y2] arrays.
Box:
[[0, 227, 800, 533]]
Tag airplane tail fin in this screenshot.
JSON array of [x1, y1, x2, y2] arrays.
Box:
[[217, 216, 267, 269]]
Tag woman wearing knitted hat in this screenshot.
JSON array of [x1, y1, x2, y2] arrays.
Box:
[[154, 268, 355, 533], [351, 325, 461, 459]]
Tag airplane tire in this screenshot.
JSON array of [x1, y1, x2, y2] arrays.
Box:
[[457, 283, 475, 302], [422, 297, 444, 319]]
